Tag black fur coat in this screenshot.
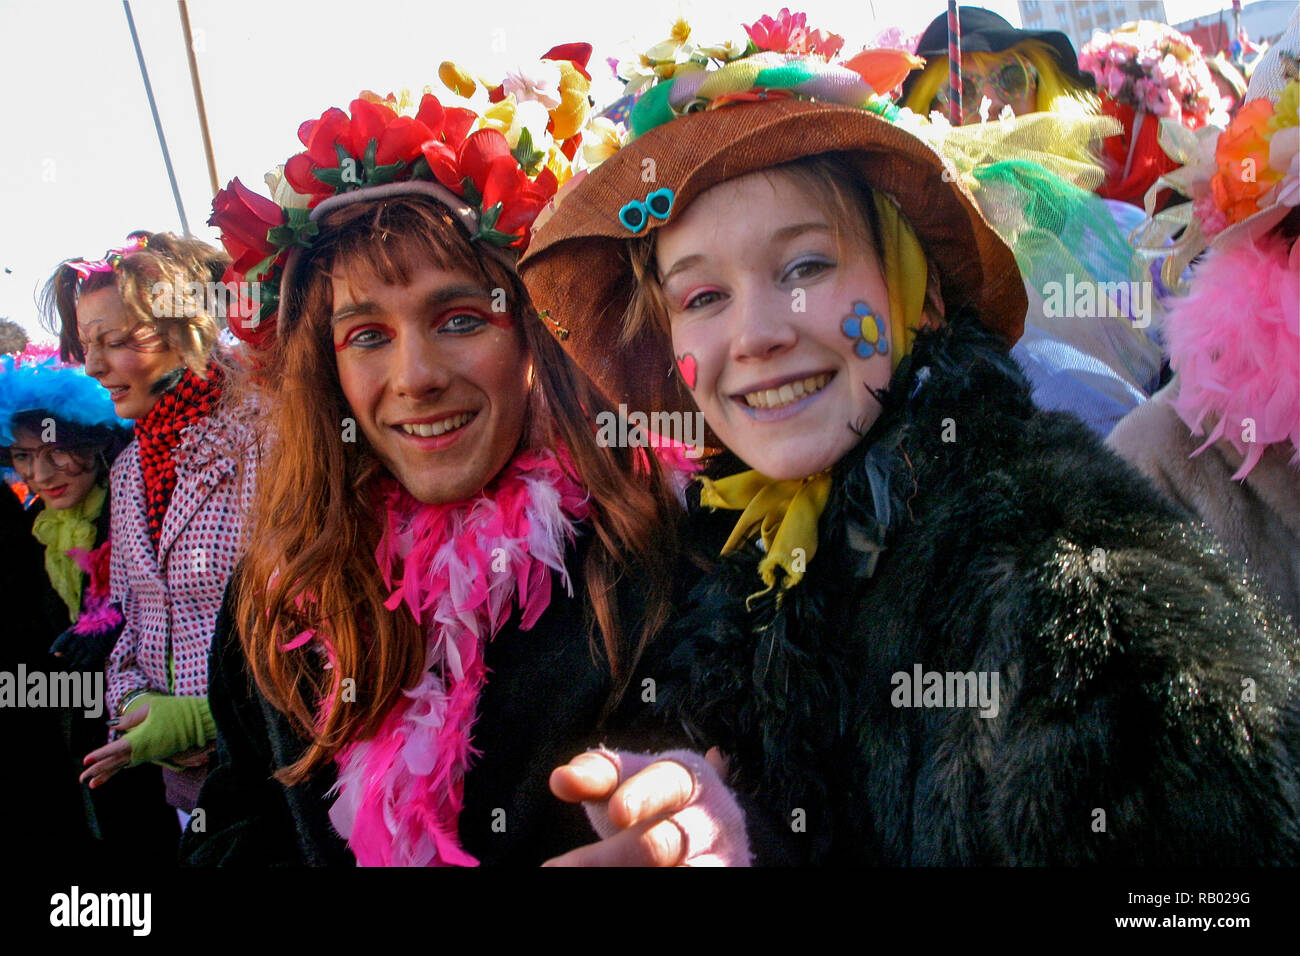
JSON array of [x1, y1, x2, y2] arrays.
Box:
[[642, 311, 1300, 865]]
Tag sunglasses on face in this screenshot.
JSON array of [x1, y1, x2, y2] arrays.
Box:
[[931, 55, 1038, 114]]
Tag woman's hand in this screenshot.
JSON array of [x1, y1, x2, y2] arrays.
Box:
[[79, 700, 150, 789], [544, 747, 750, 866]]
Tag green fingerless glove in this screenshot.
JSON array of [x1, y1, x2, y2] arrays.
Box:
[[123, 694, 216, 767]]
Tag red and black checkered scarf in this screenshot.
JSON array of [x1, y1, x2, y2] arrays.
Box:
[[133, 363, 224, 548]]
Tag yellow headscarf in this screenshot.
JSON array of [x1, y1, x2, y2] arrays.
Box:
[[700, 195, 927, 599]]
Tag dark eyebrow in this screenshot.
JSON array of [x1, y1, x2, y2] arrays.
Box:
[[659, 222, 832, 285], [330, 283, 492, 325], [770, 221, 832, 243]]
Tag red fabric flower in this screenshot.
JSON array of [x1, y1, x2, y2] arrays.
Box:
[[209, 177, 284, 279], [283, 95, 473, 207], [209, 177, 286, 343], [420, 128, 558, 247], [285, 107, 351, 202], [542, 42, 593, 80], [807, 28, 844, 59]]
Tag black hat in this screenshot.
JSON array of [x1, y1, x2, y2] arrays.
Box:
[[901, 6, 1095, 100]]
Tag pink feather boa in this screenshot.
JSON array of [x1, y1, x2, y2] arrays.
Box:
[[326, 447, 590, 866], [67, 539, 123, 637], [1166, 232, 1299, 480]]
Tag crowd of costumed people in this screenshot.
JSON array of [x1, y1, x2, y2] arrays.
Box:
[[3, 5, 1297, 866]]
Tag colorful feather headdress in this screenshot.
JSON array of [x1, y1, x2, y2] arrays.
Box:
[[0, 346, 130, 444]]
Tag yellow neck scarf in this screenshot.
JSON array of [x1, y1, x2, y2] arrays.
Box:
[[699, 470, 831, 598], [696, 195, 926, 598], [31, 483, 105, 622]]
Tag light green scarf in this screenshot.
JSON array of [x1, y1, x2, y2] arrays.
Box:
[[31, 483, 106, 621]]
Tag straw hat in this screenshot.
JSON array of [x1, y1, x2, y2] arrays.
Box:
[[519, 97, 1026, 417]]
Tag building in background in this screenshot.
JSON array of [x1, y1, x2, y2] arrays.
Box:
[[1019, 1, 1168, 51], [1173, 1, 1294, 57]]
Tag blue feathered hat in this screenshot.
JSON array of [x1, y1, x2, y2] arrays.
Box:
[[0, 348, 130, 447]]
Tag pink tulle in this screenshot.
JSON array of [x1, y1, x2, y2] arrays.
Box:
[[327, 448, 590, 866], [1167, 233, 1299, 480]]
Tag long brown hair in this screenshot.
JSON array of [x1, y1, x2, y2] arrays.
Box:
[[235, 196, 683, 783]]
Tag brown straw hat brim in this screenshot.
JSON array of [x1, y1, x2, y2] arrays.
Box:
[[519, 98, 1026, 419]]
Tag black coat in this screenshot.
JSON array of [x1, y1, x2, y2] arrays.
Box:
[[641, 311, 1300, 865], [5, 485, 175, 864], [180, 534, 695, 866]]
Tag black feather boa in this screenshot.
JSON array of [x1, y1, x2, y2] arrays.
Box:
[[646, 309, 1300, 865]]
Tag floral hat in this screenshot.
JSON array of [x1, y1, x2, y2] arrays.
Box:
[[1135, 11, 1299, 291], [1080, 21, 1224, 130], [210, 44, 595, 350], [519, 11, 1024, 420]]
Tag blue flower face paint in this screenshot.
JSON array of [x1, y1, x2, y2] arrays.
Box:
[[841, 301, 888, 358]]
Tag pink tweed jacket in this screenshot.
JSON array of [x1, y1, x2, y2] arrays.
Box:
[[106, 395, 260, 714]]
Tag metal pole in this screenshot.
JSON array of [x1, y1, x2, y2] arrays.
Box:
[[1231, 0, 1243, 70], [178, 1, 219, 199], [947, 1, 963, 125], [123, 0, 191, 236]]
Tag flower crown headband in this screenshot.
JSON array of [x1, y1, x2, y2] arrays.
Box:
[[211, 44, 595, 349]]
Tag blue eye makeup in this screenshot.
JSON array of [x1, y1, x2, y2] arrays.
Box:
[[784, 256, 833, 283], [439, 309, 492, 334]]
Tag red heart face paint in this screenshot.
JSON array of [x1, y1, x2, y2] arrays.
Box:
[[676, 353, 697, 389]]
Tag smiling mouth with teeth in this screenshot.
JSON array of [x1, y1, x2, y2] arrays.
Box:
[[398, 412, 475, 437], [740, 373, 833, 409]]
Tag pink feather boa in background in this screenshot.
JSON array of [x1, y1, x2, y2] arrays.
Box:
[[1166, 231, 1299, 480], [327, 448, 590, 866], [67, 538, 123, 637]]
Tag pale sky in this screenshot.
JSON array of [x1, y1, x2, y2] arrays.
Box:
[[0, 0, 1238, 342]]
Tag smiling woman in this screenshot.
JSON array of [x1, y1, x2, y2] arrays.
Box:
[[41, 232, 262, 823], [521, 27, 1300, 864], [0, 349, 176, 861]]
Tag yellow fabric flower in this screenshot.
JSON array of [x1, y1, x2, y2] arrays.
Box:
[[581, 117, 627, 166], [482, 97, 518, 138], [550, 60, 592, 141], [1269, 79, 1299, 131], [544, 146, 574, 188], [439, 61, 478, 98]]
